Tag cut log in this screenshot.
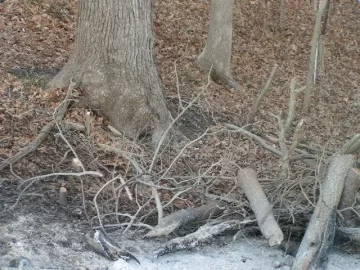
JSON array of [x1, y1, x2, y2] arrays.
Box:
[[237, 168, 284, 246], [292, 154, 355, 270]]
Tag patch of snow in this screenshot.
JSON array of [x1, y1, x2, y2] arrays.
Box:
[[0, 215, 359, 270]]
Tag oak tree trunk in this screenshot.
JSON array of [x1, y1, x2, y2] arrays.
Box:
[[197, 0, 242, 91], [49, 0, 172, 139]]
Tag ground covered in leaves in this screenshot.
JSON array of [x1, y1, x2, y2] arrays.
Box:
[[0, 0, 360, 269]]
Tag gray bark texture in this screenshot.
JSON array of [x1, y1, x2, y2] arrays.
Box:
[[292, 154, 355, 270], [338, 168, 360, 226], [302, 0, 329, 113], [49, 0, 172, 139], [197, 0, 241, 91], [145, 202, 224, 237], [237, 168, 284, 246]]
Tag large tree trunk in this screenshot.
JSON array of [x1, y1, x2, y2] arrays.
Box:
[[49, 0, 172, 139], [197, 0, 242, 91]]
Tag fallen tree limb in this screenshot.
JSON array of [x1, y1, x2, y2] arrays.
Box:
[[292, 154, 355, 270], [154, 219, 256, 258], [237, 168, 284, 246], [145, 202, 224, 238], [0, 87, 73, 171]]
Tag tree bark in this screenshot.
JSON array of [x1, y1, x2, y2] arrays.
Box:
[[338, 168, 360, 226], [237, 168, 284, 246], [197, 0, 242, 91], [302, 0, 329, 113], [49, 0, 172, 139], [292, 154, 354, 270]]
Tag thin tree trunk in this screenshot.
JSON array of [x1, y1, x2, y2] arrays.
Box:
[[197, 0, 242, 91], [49, 0, 172, 139], [302, 0, 328, 113]]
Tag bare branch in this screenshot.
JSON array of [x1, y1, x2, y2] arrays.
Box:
[[248, 64, 278, 126]]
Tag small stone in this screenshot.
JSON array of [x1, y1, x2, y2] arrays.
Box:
[[272, 260, 283, 269]]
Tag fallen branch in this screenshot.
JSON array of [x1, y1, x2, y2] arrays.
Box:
[[292, 154, 354, 270], [154, 219, 256, 258], [145, 202, 224, 238], [237, 168, 284, 246], [264, 135, 333, 156]]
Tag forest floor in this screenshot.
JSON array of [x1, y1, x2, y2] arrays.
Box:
[[1, 0, 360, 269]]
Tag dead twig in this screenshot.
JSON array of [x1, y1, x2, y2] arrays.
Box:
[[247, 64, 278, 126], [225, 123, 283, 157], [147, 68, 212, 222]]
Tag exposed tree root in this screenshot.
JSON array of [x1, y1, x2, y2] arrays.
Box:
[[209, 68, 243, 91]]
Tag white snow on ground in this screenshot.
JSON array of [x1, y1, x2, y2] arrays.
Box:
[[0, 215, 359, 270]]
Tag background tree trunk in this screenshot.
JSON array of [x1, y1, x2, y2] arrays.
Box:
[[302, 0, 329, 113], [197, 0, 241, 91], [49, 0, 172, 139]]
